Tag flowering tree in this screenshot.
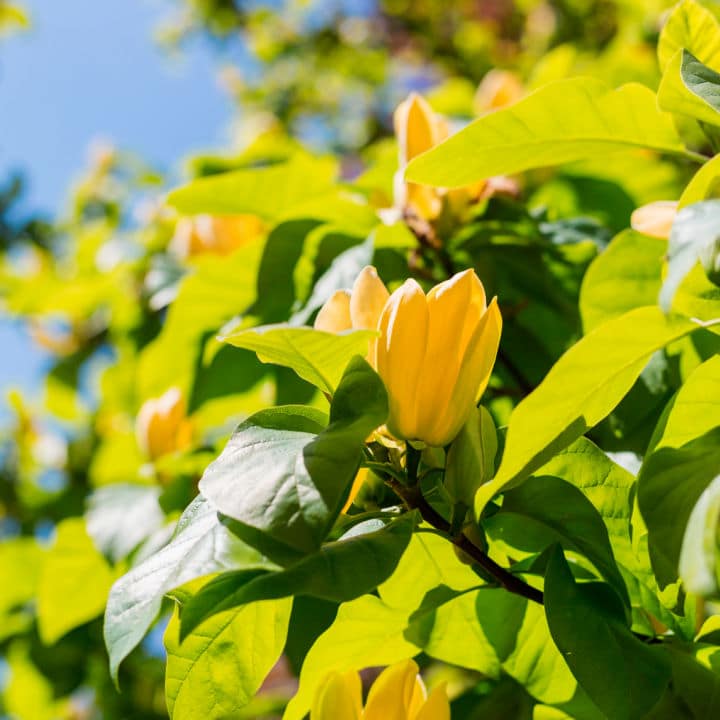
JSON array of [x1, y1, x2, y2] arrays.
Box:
[[5, 0, 720, 718]]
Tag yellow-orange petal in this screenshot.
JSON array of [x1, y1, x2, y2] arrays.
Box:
[[350, 266, 390, 331], [630, 201, 678, 240], [414, 683, 451, 720], [394, 93, 441, 164], [474, 69, 524, 114], [342, 468, 368, 513], [311, 671, 363, 720], [136, 387, 186, 460], [414, 270, 477, 439], [364, 659, 425, 720], [314, 290, 352, 333], [425, 297, 502, 446], [376, 280, 429, 441]]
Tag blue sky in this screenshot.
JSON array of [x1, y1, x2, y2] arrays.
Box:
[[0, 0, 234, 409]]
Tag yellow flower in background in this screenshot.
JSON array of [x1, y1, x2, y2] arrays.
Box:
[[376, 269, 501, 447], [171, 214, 265, 259], [393, 93, 449, 220], [630, 201, 678, 240], [135, 387, 193, 461], [311, 659, 450, 720], [474, 69, 524, 114]]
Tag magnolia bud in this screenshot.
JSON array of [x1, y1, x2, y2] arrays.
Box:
[[445, 405, 497, 508]]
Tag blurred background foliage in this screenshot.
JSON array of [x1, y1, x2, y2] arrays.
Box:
[[0, 0, 709, 717]]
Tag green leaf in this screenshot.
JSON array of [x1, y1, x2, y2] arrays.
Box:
[[638, 427, 720, 588], [476, 307, 697, 515], [283, 595, 421, 720], [37, 517, 116, 645], [659, 50, 720, 127], [666, 645, 720, 717], [485, 475, 629, 607], [654, 354, 720, 449], [178, 513, 415, 637], [85, 484, 164, 563], [103, 495, 269, 681], [657, 0, 720, 73], [405, 79, 691, 188], [199, 358, 387, 562], [544, 548, 671, 720], [164, 597, 292, 719], [680, 154, 720, 208], [679, 475, 720, 596], [579, 230, 665, 333], [660, 200, 720, 313], [219, 324, 376, 395], [539, 438, 690, 637]]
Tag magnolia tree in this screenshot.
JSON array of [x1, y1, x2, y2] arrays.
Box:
[[6, 0, 720, 718]]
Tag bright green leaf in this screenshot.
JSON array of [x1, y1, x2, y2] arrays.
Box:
[[219, 324, 376, 395], [165, 597, 292, 719], [659, 50, 720, 127], [544, 549, 671, 720], [37, 517, 116, 645], [476, 307, 697, 515], [657, 0, 720, 72], [579, 230, 665, 332], [405, 79, 692, 188]]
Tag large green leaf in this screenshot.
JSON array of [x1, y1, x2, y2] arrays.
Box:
[[199, 358, 387, 563], [475, 307, 697, 515], [405, 79, 692, 188], [85, 484, 164, 563], [544, 549, 671, 720], [660, 200, 720, 313], [485, 475, 629, 607], [178, 513, 416, 637], [666, 645, 720, 717], [579, 230, 665, 332], [680, 154, 720, 208], [638, 427, 720, 588], [165, 597, 292, 719], [654, 354, 720, 449], [657, 0, 720, 72], [679, 475, 720, 596], [103, 495, 269, 681], [283, 595, 420, 720], [659, 50, 720, 127], [219, 324, 376, 395], [37, 517, 116, 645], [539, 438, 691, 637]]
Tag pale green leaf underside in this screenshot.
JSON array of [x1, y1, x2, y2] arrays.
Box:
[[405, 79, 691, 188]]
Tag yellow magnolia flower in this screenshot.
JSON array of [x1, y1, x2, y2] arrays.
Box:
[[135, 387, 193, 461], [376, 269, 502, 447], [393, 93, 449, 220], [314, 267, 501, 448], [171, 214, 265, 259], [630, 201, 678, 240], [311, 659, 450, 720]]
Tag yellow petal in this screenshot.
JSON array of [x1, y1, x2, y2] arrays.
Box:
[[211, 214, 265, 255], [414, 683, 451, 720], [474, 69, 524, 114], [311, 671, 363, 720], [414, 270, 477, 441], [630, 201, 678, 240], [136, 387, 187, 460], [376, 280, 428, 441], [394, 94, 441, 164], [342, 468, 368, 513], [350, 266, 389, 331], [314, 290, 352, 333], [426, 297, 502, 446], [364, 659, 424, 720]]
